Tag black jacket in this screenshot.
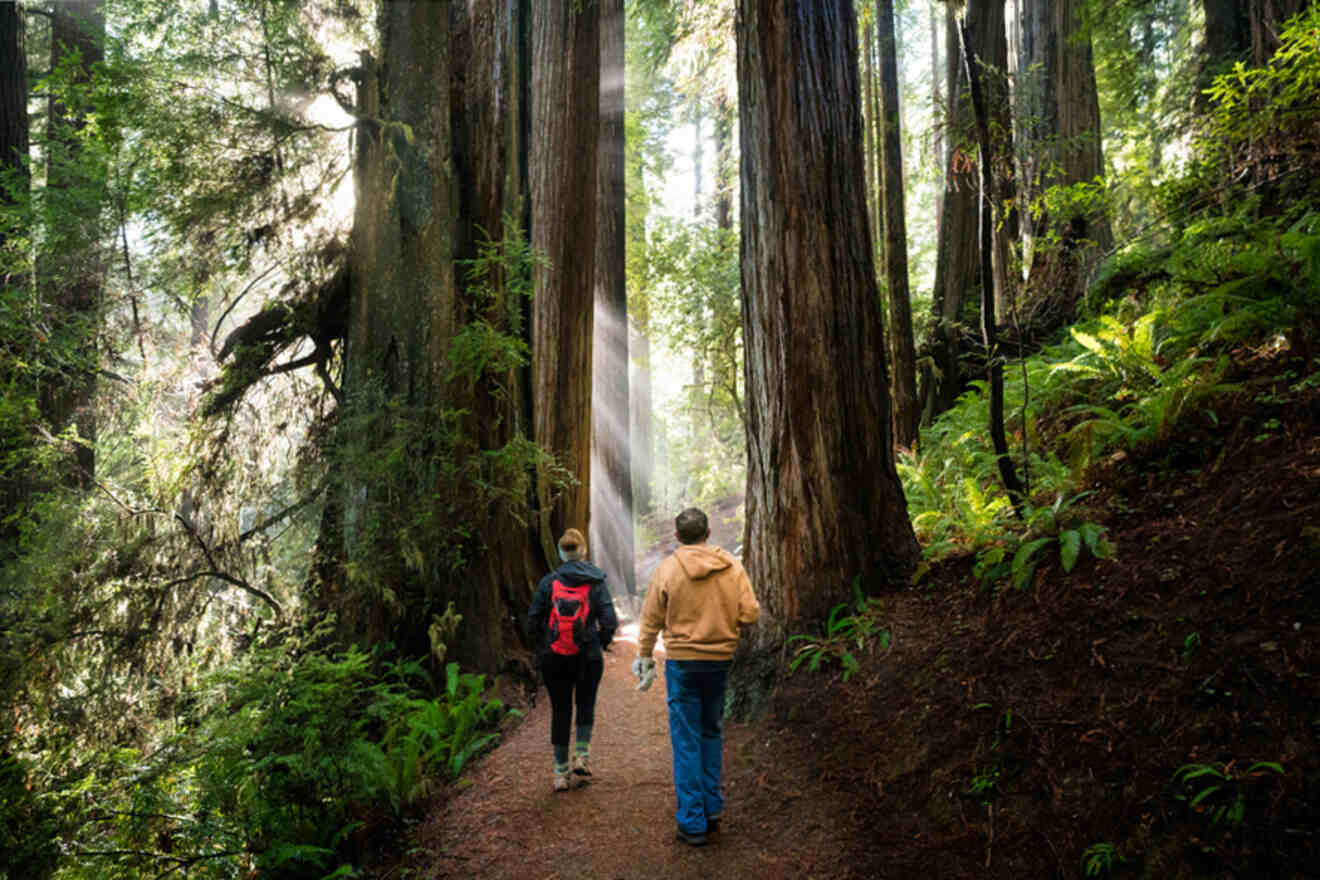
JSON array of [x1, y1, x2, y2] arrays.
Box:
[[527, 560, 618, 661]]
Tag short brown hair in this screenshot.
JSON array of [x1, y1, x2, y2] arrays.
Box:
[[675, 508, 708, 544], [558, 527, 587, 560]]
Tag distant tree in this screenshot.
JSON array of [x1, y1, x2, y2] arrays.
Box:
[[531, 0, 600, 556], [592, 0, 637, 602], [1086, 0, 1196, 239], [957, 10, 1025, 510], [876, 0, 920, 448], [41, 0, 106, 487], [1017, 0, 1111, 336], [734, 0, 919, 710], [931, 0, 943, 219], [1199, 0, 1311, 87], [924, 0, 1000, 419], [1199, 0, 1252, 101]]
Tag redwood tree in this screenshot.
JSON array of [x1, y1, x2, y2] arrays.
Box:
[[924, 0, 985, 418], [734, 0, 919, 706], [1017, 0, 1111, 334], [531, 0, 600, 555], [876, 0, 919, 448], [321, 0, 552, 672]]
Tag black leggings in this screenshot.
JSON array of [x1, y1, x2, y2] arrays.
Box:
[[542, 653, 604, 747]]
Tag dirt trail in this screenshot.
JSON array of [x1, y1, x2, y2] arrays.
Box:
[[413, 627, 866, 880]]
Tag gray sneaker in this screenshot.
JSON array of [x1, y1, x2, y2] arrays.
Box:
[[552, 772, 570, 792], [571, 753, 592, 777]]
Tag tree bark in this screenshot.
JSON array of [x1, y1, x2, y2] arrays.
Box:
[[876, 0, 920, 450], [335, 0, 459, 656], [591, 0, 637, 602], [733, 0, 919, 715], [42, 0, 106, 488], [448, 0, 547, 669], [531, 0, 600, 558]]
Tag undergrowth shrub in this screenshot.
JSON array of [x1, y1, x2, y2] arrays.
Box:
[[52, 628, 518, 880], [787, 579, 890, 682], [1172, 760, 1286, 829]]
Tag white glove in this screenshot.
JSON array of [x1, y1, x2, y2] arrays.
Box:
[[632, 657, 657, 692]]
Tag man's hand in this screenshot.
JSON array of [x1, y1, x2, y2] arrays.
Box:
[[632, 656, 657, 692]]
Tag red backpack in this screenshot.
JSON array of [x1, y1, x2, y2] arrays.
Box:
[[547, 579, 592, 656]]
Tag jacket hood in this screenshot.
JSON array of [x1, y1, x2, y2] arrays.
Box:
[[555, 559, 606, 586], [674, 543, 733, 580]]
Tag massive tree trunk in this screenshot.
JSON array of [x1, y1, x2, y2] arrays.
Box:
[[876, 0, 919, 449], [336, 0, 460, 656], [591, 0, 636, 603], [530, 0, 600, 557], [733, 0, 919, 714], [448, 0, 547, 668], [1018, 0, 1110, 336], [323, 0, 545, 673], [42, 0, 106, 488]]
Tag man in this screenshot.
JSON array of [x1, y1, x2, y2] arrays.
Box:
[[634, 507, 761, 846]]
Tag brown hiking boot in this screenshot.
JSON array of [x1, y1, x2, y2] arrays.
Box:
[[552, 771, 570, 792], [571, 753, 592, 776]]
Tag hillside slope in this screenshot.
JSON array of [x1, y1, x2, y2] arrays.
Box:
[[759, 348, 1319, 878]]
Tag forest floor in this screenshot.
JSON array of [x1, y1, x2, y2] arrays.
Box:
[[394, 347, 1320, 879]]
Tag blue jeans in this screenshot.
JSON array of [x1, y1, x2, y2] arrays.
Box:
[[665, 659, 731, 834]]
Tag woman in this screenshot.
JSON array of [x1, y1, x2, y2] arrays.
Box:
[[527, 527, 618, 791]]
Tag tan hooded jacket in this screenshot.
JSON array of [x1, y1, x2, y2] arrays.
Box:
[[638, 543, 761, 661]]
